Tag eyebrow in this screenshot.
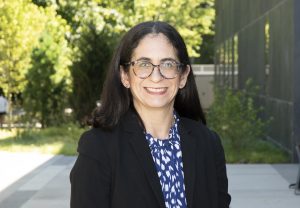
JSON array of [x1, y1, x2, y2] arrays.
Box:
[[135, 57, 178, 62], [135, 57, 151, 62]]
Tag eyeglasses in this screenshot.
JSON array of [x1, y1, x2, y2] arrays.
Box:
[[124, 60, 184, 79]]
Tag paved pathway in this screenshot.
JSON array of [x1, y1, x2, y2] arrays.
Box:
[[228, 164, 299, 208], [0, 151, 299, 208]]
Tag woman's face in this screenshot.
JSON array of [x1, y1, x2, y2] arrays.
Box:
[[121, 33, 190, 112]]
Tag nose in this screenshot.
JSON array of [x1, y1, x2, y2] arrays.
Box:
[[149, 65, 164, 82]]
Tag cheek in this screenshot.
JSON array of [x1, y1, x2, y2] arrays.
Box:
[[173, 78, 181, 89], [128, 77, 144, 95], [167, 81, 181, 97]]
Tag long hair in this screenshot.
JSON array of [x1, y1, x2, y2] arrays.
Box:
[[91, 21, 206, 129]]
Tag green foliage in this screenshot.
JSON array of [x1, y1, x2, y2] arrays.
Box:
[[66, 1, 127, 124], [0, 0, 47, 96], [31, 0, 130, 124], [128, 0, 215, 57], [208, 80, 270, 150], [223, 139, 289, 163], [197, 34, 215, 64], [207, 80, 289, 163], [23, 8, 71, 127]]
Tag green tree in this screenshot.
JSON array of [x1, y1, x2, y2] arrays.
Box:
[[68, 1, 127, 124], [130, 0, 215, 57], [0, 0, 47, 96], [0, 0, 50, 127], [30, 0, 126, 124], [23, 7, 71, 127]]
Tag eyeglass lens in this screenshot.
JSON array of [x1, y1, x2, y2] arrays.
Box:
[[133, 61, 180, 79]]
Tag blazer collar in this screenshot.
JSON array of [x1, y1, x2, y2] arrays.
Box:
[[121, 110, 197, 208]]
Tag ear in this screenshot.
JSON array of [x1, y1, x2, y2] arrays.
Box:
[[179, 65, 190, 89], [120, 66, 130, 88]]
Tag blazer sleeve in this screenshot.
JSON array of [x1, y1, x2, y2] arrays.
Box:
[[70, 129, 111, 208], [211, 131, 231, 208]]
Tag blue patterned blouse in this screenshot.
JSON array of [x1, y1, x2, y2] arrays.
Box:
[[145, 112, 187, 208]]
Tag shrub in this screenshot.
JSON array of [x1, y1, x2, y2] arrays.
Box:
[[207, 80, 270, 152]]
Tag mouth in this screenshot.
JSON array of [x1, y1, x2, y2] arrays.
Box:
[[144, 87, 167, 95]]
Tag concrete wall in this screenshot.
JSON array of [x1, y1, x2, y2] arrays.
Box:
[[192, 65, 215, 110]]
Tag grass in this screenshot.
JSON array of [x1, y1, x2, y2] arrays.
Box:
[[222, 138, 290, 163], [0, 124, 87, 155], [0, 125, 290, 163]]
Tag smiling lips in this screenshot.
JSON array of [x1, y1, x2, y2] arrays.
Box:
[[144, 87, 167, 95]]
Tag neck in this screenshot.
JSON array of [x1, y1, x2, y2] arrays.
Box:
[[134, 104, 174, 140]]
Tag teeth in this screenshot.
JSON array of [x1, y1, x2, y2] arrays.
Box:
[[146, 87, 166, 92]]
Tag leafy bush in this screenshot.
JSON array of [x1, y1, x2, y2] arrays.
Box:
[[207, 80, 289, 163], [207, 80, 270, 151]]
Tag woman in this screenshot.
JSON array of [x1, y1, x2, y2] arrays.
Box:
[[70, 21, 231, 208]]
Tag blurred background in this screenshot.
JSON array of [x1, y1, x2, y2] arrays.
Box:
[[0, 0, 299, 164]]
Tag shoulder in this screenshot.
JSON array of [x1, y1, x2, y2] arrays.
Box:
[[77, 126, 120, 161], [77, 110, 141, 155], [180, 117, 212, 136], [180, 117, 223, 147], [180, 117, 226, 166]]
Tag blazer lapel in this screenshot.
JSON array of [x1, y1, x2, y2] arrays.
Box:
[[122, 111, 166, 208], [179, 119, 197, 208], [121, 111, 200, 208]]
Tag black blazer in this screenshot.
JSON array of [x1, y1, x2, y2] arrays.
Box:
[[70, 111, 231, 208]]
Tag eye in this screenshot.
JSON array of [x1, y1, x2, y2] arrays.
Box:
[[137, 61, 151, 68], [161, 61, 175, 68]]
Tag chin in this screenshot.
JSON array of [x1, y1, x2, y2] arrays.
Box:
[[144, 100, 173, 109]]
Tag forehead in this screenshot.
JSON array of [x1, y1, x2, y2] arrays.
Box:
[[131, 33, 178, 60]]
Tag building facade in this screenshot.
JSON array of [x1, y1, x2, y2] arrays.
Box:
[[215, 0, 300, 160]]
